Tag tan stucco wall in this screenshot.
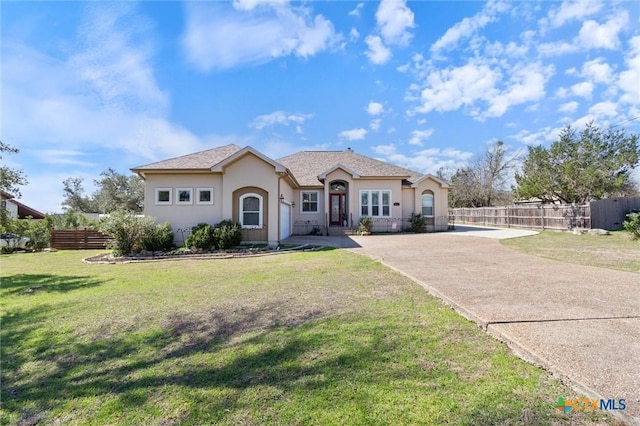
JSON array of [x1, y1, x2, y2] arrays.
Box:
[[291, 187, 325, 231], [143, 173, 223, 240], [220, 153, 281, 245], [412, 178, 450, 231], [352, 178, 404, 223]]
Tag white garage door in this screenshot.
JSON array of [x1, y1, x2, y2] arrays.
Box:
[[280, 203, 291, 240]]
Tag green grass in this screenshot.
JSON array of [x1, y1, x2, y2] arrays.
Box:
[[1, 250, 618, 425], [501, 230, 640, 273]]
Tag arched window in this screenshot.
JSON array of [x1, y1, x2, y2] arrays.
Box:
[[421, 192, 434, 217], [240, 193, 263, 228]]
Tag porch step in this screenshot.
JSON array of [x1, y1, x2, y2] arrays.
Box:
[[327, 227, 355, 236]]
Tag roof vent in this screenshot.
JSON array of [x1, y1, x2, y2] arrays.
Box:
[[346, 147, 353, 152]]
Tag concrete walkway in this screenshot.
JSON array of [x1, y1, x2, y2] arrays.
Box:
[[282, 232, 640, 424]]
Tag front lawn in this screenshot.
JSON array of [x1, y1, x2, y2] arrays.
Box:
[[1, 250, 616, 425], [501, 230, 640, 273]]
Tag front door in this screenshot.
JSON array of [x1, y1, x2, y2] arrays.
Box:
[[330, 193, 346, 226]]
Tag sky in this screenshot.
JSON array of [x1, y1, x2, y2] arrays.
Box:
[[2, 0, 640, 213]]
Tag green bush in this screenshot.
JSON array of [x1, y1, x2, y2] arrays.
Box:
[[185, 223, 215, 251], [142, 222, 174, 252], [623, 210, 640, 241], [408, 212, 428, 233], [357, 216, 373, 234], [185, 220, 242, 251], [214, 220, 242, 249], [24, 216, 54, 251], [98, 210, 156, 256]]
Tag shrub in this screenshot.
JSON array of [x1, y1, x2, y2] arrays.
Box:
[[24, 216, 54, 251], [142, 222, 174, 252], [408, 212, 428, 233], [623, 210, 640, 241], [185, 223, 215, 251], [357, 216, 373, 235], [98, 210, 156, 256], [214, 220, 242, 249]]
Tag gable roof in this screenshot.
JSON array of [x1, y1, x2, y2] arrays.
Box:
[[132, 144, 243, 172], [1, 191, 45, 219], [277, 149, 420, 186], [211, 146, 289, 174]]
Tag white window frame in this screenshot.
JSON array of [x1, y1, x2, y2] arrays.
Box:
[[421, 193, 434, 217], [359, 190, 392, 218], [176, 188, 193, 205], [240, 193, 263, 229], [300, 191, 319, 214], [196, 187, 214, 205], [155, 188, 172, 205]]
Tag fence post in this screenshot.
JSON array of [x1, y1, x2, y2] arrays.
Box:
[[84, 228, 89, 249], [540, 206, 545, 230]]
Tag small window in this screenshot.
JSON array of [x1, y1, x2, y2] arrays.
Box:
[[422, 193, 434, 217], [301, 191, 319, 213], [240, 193, 263, 228], [176, 188, 193, 205], [155, 188, 172, 205], [361, 192, 369, 216], [331, 182, 346, 191], [196, 188, 214, 205]]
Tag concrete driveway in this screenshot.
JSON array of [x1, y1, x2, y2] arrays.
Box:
[[285, 231, 640, 423]]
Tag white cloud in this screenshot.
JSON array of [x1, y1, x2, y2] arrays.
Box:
[[558, 101, 579, 113], [570, 81, 594, 98], [543, 0, 604, 29], [339, 128, 367, 141], [588, 101, 617, 117], [376, 0, 415, 46], [371, 144, 473, 175], [510, 127, 558, 146], [576, 11, 628, 50], [365, 35, 392, 64], [415, 60, 501, 114], [408, 129, 434, 146], [369, 119, 382, 132], [366, 101, 384, 115], [431, 0, 510, 55], [618, 36, 640, 105], [349, 27, 360, 41], [182, 2, 339, 71], [251, 110, 313, 129], [581, 58, 614, 84], [348, 3, 364, 17]]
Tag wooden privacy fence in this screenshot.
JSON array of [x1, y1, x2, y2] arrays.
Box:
[[450, 204, 591, 231], [50, 228, 112, 250], [590, 196, 640, 230]]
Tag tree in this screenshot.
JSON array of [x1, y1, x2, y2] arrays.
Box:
[[515, 122, 640, 204], [93, 168, 144, 213], [0, 141, 28, 197], [449, 141, 517, 207], [62, 177, 98, 212], [61, 169, 143, 213]]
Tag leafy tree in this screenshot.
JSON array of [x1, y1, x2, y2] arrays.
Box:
[[0, 141, 28, 197], [94, 168, 144, 213], [62, 177, 98, 213], [449, 141, 517, 207], [62, 169, 143, 213], [515, 122, 640, 204]]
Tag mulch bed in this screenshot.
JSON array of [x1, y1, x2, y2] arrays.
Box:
[[83, 244, 324, 264]]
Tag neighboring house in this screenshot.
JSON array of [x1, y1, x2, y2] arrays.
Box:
[[1, 191, 45, 219], [131, 145, 450, 246]]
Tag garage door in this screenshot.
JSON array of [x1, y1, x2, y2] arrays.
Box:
[[280, 203, 291, 240]]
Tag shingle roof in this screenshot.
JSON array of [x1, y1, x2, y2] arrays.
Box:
[[132, 144, 243, 170], [277, 149, 422, 186]]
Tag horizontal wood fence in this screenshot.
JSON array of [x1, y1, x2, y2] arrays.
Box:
[[50, 228, 112, 250], [450, 205, 591, 231]]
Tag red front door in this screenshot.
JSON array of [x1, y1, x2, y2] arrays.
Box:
[[330, 193, 346, 226]]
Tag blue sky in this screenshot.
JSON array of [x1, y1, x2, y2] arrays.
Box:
[[2, 0, 639, 213]]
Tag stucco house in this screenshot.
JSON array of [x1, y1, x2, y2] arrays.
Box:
[[131, 145, 450, 246]]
